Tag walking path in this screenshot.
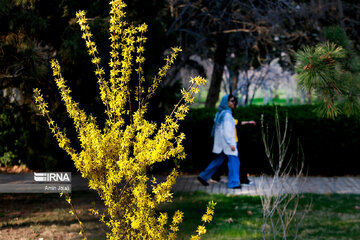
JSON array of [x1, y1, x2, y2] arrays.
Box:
[[1, 173, 360, 195], [71, 174, 360, 195], [168, 175, 360, 195]]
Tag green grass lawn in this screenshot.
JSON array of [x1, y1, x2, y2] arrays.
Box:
[[1, 191, 360, 239], [160, 192, 360, 240]]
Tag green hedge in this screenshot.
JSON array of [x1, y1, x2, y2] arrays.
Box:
[[177, 105, 360, 176], [3, 102, 360, 175]]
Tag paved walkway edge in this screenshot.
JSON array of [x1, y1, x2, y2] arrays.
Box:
[[2, 174, 360, 195], [71, 175, 360, 195]]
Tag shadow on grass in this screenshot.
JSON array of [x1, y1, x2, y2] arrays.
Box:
[[0, 217, 101, 230]]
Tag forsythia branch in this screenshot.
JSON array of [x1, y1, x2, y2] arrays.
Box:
[[33, 0, 210, 239]]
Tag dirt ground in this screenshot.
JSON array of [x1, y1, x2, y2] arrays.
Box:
[[0, 165, 34, 174], [0, 189, 107, 240]]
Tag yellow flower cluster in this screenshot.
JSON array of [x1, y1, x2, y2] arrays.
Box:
[[34, 0, 211, 239], [190, 201, 216, 240]]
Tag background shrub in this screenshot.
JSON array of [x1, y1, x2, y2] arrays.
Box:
[[178, 105, 360, 176], [3, 103, 360, 175]]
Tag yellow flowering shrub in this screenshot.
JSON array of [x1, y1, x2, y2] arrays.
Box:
[[34, 0, 213, 239], [190, 201, 216, 240]]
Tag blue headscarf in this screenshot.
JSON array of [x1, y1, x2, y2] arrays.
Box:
[[211, 94, 232, 137]]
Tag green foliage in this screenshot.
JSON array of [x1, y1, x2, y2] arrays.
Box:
[[0, 100, 27, 167], [295, 26, 360, 119], [0, 151, 15, 167], [295, 42, 347, 118], [323, 26, 351, 50], [0, 98, 71, 170], [295, 42, 346, 90], [3, 103, 359, 175]]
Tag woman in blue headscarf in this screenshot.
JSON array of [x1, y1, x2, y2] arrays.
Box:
[[197, 94, 242, 189]]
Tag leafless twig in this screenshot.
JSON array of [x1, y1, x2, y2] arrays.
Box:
[[259, 110, 310, 240]]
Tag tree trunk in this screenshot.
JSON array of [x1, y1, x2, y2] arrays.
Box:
[[231, 72, 238, 94], [205, 34, 229, 108], [337, 0, 345, 29], [307, 90, 312, 104]]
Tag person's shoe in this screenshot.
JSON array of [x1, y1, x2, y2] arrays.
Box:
[[197, 176, 209, 186], [229, 185, 242, 189], [241, 181, 255, 186], [209, 176, 221, 184]]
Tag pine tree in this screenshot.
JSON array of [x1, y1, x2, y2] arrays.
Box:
[[295, 26, 360, 118]]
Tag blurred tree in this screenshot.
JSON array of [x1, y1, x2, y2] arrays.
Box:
[[167, 0, 360, 107]]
